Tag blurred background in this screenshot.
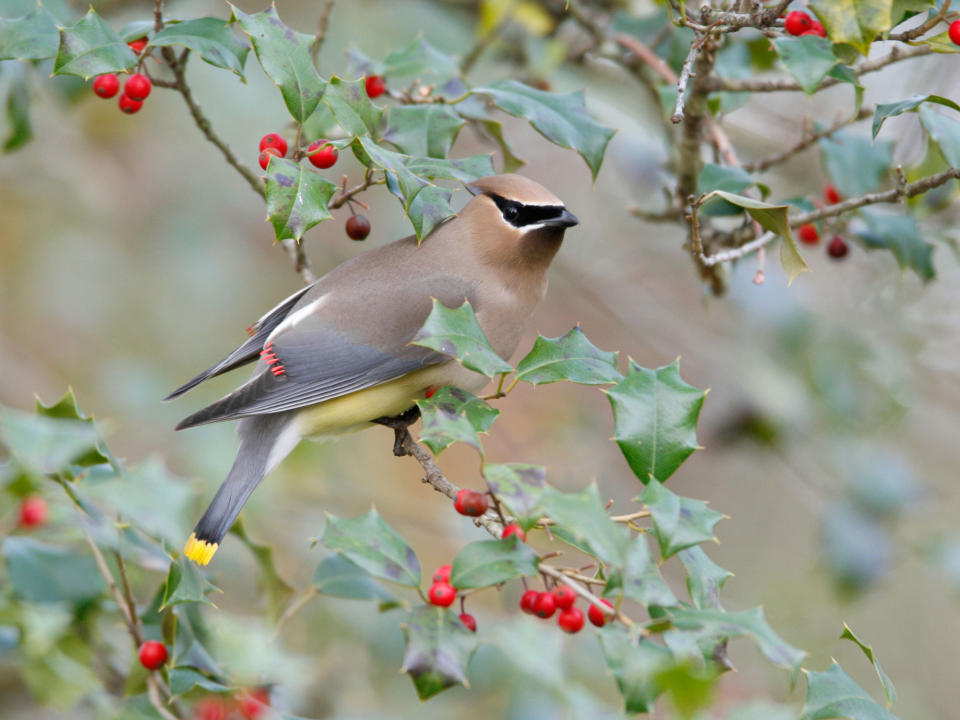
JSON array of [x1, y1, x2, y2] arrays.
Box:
[[2, 0, 959, 718]]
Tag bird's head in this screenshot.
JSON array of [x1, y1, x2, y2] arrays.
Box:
[[461, 174, 578, 269]]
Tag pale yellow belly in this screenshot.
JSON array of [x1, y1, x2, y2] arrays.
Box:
[[293, 363, 489, 438]]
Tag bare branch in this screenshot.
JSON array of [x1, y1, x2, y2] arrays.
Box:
[[671, 42, 699, 124], [310, 0, 336, 68]]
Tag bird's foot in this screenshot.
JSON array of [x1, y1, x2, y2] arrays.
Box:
[[372, 406, 421, 457]]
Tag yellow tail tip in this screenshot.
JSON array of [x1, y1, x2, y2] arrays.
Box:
[[184, 533, 218, 566]]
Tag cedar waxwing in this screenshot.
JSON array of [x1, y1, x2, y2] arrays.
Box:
[[168, 174, 579, 565]]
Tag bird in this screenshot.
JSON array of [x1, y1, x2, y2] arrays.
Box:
[[167, 174, 579, 565]]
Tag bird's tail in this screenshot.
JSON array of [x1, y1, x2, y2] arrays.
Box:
[[184, 413, 301, 566]]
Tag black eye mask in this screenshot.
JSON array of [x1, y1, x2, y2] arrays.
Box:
[[487, 193, 567, 228]]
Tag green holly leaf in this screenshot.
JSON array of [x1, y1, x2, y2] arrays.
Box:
[[34, 388, 115, 469], [264, 157, 337, 242], [919, 104, 960, 167], [708, 191, 809, 285], [515, 326, 622, 386], [383, 37, 459, 82], [809, 0, 893, 55], [539, 484, 630, 567], [401, 605, 479, 700], [640, 478, 725, 559], [801, 662, 899, 720], [667, 607, 806, 674], [1, 405, 101, 475], [322, 508, 421, 588], [231, 5, 325, 123], [455, 89, 526, 171], [820, 128, 892, 196], [384, 105, 465, 158], [406, 154, 496, 183], [148, 17, 250, 78], [166, 668, 231, 698], [470, 79, 615, 179], [229, 519, 294, 622], [914, 28, 960, 54], [404, 184, 454, 241], [871, 94, 960, 138], [598, 628, 673, 714], [699, 163, 758, 195], [53, 9, 137, 79], [678, 546, 732, 610], [4, 66, 31, 153], [2, 537, 105, 604], [322, 75, 383, 137], [161, 556, 220, 608], [354, 136, 427, 208], [605, 535, 677, 608], [483, 462, 546, 519], [840, 624, 897, 707], [416, 387, 499, 455], [605, 360, 706, 483], [312, 553, 396, 601], [773, 36, 840, 94], [412, 299, 513, 377], [450, 537, 539, 589], [853, 209, 934, 282], [0, 6, 59, 61]]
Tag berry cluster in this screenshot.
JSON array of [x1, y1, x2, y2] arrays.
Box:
[[192, 688, 270, 720], [784, 10, 826, 38], [427, 564, 477, 632], [90, 37, 153, 114], [796, 184, 849, 260], [519, 585, 614, 634]]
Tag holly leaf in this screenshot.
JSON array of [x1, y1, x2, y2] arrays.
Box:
[[322, 75, 383, 137], [640, 478, 724, 559], [515, 326, 622, 386], [598, 628, 674, 714], [355, 136, 427, 208], [0, 6, 59, 61], [53, 9, 137, 79], [384, 105, 465, 158], [383, 37, 459, 82], [406, 154, 496, 183], [914, 28, 960, 54], [709, 191, 809, 285], [840, 624, 897, 707], [229, 519, 294, 622], [678, 546, 732, 610], [404, 184, 454, 241], [4, 66, 31, 153], [919, 104, 960, 167], [483, 462, 547, 519], [820, 128, 892, 196], [2, 537, 105, 604], [412, 299, 513, 377], [809, 0, 894, 55], [605, 360, 706, 483], [773, 36, 840, 94], [401, 605, 479, 700], [1, 405, 101, 475], [605, 535, 678, 608], [231, 5, 325, 123], [872, 94, 960, 138], [161, 556, 220, 608], [148, 17, 249, 78], [449, 537, 539, 589], [853, 209, 934, 282], [322, 508, 421, 588], [539, 484, 630, 567], [264, 157, 337, 242], [801, 662, 899, 720], [312, 553, 396, 601], [416, 387, 499, 455], [667, 607, 806, 674], [470, 79, 615, 179]]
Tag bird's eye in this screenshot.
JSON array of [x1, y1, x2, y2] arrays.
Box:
[[502, 205, 519, 222]]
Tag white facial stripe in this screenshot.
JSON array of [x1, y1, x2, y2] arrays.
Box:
[[266, 295, 327, 341]]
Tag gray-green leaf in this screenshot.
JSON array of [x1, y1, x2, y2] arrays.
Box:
[[640, 478, 724, 559], [515, 326, 622, 386], [148, 18, 249, 78], [416, 387, 499, 455], [449, 537, 539, 589], [801, 662, 899, 720], [322, 509, 421, 587], [264, 157, 337, 242], [412, 299, 513, 377], [401, 605, 479, 700], [53, 9, 137, 79]]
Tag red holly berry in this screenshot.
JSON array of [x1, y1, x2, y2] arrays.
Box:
[[118, 93, 143, 114], [807, 20, 827, 37], [533, 591, 557, 619], [259, 133, 288, 157], [128, 37, 148, 54], [784, 11, 812, 35], [459, 613, 477, 632], [557, 606, 585, 634], [194, 697, 229, 720], [138, 640, 168, 670], [827, 236, 849, 259], [520, 589, 539, 614], [124, 74, 152, 101], [588, 599, 614, 628], [454, 488, 489, 517], [346, 214, 371, 241], [797, 223, 819, 245], [365, 74, 386, 98], [307, 140, 338, 169], [428, 582, 457, 607], [824, 183, 841, 204], [502, 523, 526, 542], [259, 148, 281, 170], [236, 689, 269, 719], [93, 73, 120, 99], [950, 20, 960, 46], [552, 585, 577, 610], [19, 496, 47, 528], [433, 564, 452, 584]]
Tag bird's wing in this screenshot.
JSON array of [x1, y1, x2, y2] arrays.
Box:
[[174, 272, 475, 430], [164, 284, 314, 400]]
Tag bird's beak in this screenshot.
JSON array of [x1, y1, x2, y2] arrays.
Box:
[[544, 209, 579, 229]]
